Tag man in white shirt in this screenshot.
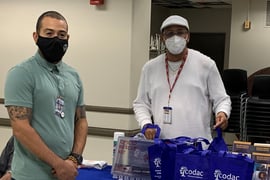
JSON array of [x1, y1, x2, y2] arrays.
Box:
[[133, 15, 231, 142]]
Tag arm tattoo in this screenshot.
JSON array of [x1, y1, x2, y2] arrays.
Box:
[[75, 106, 86, 122], [7, 106, 32, 121]]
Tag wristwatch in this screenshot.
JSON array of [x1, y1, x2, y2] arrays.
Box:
[[70, 152, 83, 165]]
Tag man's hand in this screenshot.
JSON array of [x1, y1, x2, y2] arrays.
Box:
[[144, 128, 157, 140], [52, 159, 78, 180], [0, 171, 11, 180], [214, 112, 228, 130]]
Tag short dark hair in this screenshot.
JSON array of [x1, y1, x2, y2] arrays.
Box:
[[36, 11, 68, 33]]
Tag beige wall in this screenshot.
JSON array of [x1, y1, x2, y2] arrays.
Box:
[[229, 0, 270, 75], [0, 127, 12, 152]]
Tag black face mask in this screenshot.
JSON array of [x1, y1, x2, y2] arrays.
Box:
[[36, 36, 68, 63]]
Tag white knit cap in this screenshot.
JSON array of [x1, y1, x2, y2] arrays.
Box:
[[160, 15, 189, 32]]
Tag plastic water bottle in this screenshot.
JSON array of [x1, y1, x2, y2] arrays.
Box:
[[112, 132, 125, 179], [112, 132, 125, 163]]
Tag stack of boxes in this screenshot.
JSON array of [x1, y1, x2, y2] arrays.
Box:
[[232, 141, 270, 180]]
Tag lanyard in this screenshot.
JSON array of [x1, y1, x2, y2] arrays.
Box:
[[165, 50, 188, 106]]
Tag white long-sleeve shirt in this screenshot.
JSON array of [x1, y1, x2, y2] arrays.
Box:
[[133, 49, 231, 142]]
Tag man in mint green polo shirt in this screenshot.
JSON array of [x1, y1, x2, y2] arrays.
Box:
[[4, 11, 88, 180]]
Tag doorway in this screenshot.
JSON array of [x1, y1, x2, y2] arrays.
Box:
[[188, 33, 226, 73]]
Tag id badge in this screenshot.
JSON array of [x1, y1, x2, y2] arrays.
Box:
[[163, 106, 172, 124], [55, 96, 65, 118]]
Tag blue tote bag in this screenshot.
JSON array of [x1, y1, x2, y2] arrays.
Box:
[[174, 149, 211, 180], [148, 137, 190, 180], [208, 128, 228, 152], [209, 151, 254, 180], [208, 128, 254, 179], [173, 128, 228, 180], [148, 136, 209, 180], [148, 127, 228, 180]]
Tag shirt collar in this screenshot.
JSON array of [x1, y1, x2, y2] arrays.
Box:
[[35, 51, 63, 72]]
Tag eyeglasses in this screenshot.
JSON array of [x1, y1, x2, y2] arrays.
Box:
[[163, 30, 188, 38]]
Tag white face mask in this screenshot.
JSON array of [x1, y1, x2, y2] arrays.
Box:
[[165, 35, 187, 55]]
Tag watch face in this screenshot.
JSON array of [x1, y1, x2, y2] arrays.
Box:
[[77, 154, 83, 164], [71, 153, 83, 165]]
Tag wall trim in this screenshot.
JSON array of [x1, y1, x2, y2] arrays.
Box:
[[0, 98, 138, 137], [0, 98, 134, 115], [0, 118, 140, 137], [85, 105, 134, 114], [0, 118, 10, 127]]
